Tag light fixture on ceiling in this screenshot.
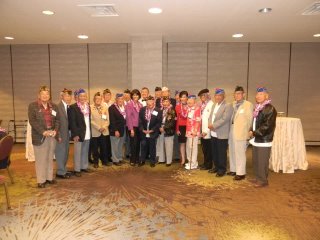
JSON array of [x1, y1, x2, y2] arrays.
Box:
[[232, 33, 244, 38], [4, 36, 14, 40], [148, 8, 162, 14], [78, 35, 89, 39], [259, 8, 272, 13], [42, 10, 55, 15], [313, 33, 320, 37]]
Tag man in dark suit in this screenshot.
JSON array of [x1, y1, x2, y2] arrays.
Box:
[[28, 86, 60, 188], [55, 88, 72, 179], [109, 93, 126, 166], [139, 96, 162, 167], [68, 89, 91, 177]]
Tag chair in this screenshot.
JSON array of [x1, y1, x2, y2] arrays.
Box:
[[0, 175, 11, 209], [0, 135, 14, 184]]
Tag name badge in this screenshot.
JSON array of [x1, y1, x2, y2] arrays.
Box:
[[51, 110, 57, 116], [152, 111, 158, 116], [239, 109, 244, 114], [188, 112, 194, 119], [101, 114, 107, 120]]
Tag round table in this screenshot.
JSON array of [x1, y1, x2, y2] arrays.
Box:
[[270, 117, 308, 173]]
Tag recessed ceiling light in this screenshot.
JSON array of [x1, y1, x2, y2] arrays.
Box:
[[42, 10, 54, 15], [148, 8, 162, 14], [313, 33, 320, 37], [78, 35, 89, 39], [4, 36, 14, 40], [259, 8, 272, 13], [232, 33, 244, 38]]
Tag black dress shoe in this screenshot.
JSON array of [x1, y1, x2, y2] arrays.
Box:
[[216, 172, 225, 177], [253, 182, 269, 188], [234, 175, 246, 181], [46, 179, 57, 184], [208, 169, 217, 174], [37, 183, 46, 188], [158, 162, 165, 165], [81, 169, 92, 173], [200, 166, 210, 170], [166, 164, 171, 167], [74, 171, 82, 177], [102, 162, 112, 166], [227, 171, 236, 176], [138, 162, 145, 167], [113, 162, 121, 166], [89, 159, 94, 164], [150, 163, 156, 168], [56, 174, 70, 179]]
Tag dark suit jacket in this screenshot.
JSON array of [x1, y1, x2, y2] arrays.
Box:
[[57, 101, 69, 142], [68, 103, 91, 142], [28, 101, 60, 146], [139, 107, 162, 139], [109, 104, 126, 137], [156, 98, 177, 109]]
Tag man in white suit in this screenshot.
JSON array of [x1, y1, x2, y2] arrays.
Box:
[[199, 89, 213, 170], [228, 86, 253, 180]]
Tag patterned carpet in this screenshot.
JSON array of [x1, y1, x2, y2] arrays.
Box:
[[0, 145, 319, 240]]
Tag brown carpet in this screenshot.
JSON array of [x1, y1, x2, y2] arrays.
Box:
[[0, 144, 319, 240]]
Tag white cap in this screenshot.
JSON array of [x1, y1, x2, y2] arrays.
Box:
[[162, 86, 169, 91]]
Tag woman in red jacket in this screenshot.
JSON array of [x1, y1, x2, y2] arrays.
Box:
[[175, 91, 188, 166]]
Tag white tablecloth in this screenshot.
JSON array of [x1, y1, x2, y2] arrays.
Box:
[[270, 117, 308, 173], [25, 121, 35, 162]]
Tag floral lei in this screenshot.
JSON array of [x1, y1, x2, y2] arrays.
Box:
[[114, 103, 126, 119], [180, 103, 188, 118], [77, 102, 90, 117], [200, 100, 209, 114], [145, 107, 155, 122], [162, 105, 172, 118], [253, 99, 272, 118], [131, 100, 142, 113]]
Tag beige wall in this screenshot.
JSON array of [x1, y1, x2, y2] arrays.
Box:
[[50, 44, 89, 103], [167, 43, 207, 95], [88, 43, 128, 100], [247, 43, 290, 113], [11, 45, 50, 121], [0, 42, 319, 142], [289, 43, 320, 142], [0, 45, 14, 129], [131, 36, 163, 91], [208, 42, 249, 103]]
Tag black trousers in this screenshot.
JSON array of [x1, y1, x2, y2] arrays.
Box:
[[91, 135, 108, 164], [129, 127, 140, 164], [211, 137, 228, 174], [105, 135, 112, 162], [140, 137, 157, 164], [201, 138, 212, 169]]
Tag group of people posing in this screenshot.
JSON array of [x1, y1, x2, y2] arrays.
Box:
[[28, 85, 277, 188]]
